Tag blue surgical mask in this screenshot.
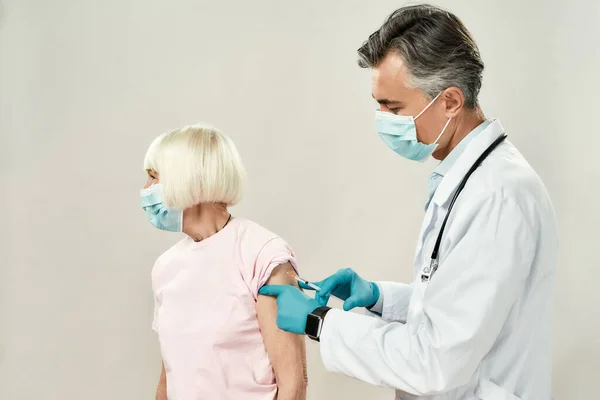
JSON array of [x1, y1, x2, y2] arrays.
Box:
[[140, 184, 183, 232], [375, 92, 452, 162]]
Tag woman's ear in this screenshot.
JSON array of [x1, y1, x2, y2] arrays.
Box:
[[442, 87, 465, 118]]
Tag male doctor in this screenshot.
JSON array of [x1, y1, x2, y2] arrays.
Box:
[[260, 4, 558, 400]]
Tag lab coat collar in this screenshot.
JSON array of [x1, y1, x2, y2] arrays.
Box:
[[431, 119, 506, 208], [432, 120, 492, 179]]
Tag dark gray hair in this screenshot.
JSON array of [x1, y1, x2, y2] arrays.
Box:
[[358, 4, 484, 108]]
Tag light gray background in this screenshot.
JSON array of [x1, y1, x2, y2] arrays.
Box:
[[1, 0, 598, 399]]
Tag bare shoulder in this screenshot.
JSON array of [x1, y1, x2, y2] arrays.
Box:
[[264, 262, 298, 287]]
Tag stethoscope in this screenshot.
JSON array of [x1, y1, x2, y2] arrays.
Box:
[[421, 133, 508, 282]]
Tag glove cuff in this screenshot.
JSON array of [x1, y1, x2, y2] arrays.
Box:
[[368, 281, 380, 308]]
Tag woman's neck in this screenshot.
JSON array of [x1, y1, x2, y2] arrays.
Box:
[[183, 203, 231, 242]]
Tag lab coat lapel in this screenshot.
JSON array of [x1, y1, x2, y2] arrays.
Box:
[[413, 120, 506, 279]]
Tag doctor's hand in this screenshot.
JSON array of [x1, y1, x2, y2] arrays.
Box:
[[258, 285, 320, 334], [299, 268, 380, 311]]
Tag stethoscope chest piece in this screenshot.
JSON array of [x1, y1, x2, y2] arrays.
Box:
[[421, 259, 439, 282]]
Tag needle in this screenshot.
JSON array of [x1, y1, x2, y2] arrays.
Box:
[[288, 271, 322, 291]]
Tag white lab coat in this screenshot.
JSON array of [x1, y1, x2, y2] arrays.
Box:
[[320, 120, 558, 399]]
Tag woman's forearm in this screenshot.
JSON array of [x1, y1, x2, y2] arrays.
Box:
[[156, 362, 167, 400], [276, 374, 307, 400], [274, 341, 308, 399]]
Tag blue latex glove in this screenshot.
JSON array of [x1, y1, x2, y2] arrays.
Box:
[[258, 285, 321, 334], [299, 268, 380, 311]]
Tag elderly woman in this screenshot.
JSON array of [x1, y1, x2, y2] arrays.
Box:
[[140, 124, 307, 400]]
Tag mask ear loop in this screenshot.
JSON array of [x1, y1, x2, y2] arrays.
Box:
[[433, 118, 453, 145], [141, 182, 163, 195], [414, 92, 443, 120], [179, 210, 184, 233]]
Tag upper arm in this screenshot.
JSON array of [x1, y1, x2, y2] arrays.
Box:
[[257, 263, 308, 393], [260, 262, 298, 287]]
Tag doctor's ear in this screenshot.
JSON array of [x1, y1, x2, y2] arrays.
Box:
[[441, 87, 465, 118]]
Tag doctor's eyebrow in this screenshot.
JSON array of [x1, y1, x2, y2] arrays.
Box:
[[372, 94, 402, 105]]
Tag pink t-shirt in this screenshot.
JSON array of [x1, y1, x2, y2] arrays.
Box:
[[151, 218, 298, 400]]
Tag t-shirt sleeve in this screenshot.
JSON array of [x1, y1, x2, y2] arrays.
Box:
[[250, 237, 299, 299]]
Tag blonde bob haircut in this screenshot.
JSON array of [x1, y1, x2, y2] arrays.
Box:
[[143, 124, 247, 209]]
